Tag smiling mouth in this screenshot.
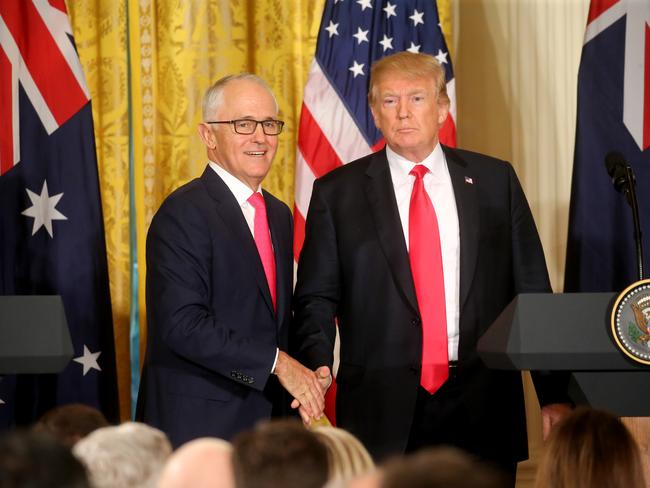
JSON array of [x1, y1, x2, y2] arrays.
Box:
[[244, 151, 266, 156]]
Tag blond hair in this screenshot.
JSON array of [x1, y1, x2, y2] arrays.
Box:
[[369, 51, 449, 107], [312, 426, 375, 483]]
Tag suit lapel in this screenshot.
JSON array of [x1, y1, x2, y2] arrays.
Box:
[[265, 192, 288, 325], [200, 167, 275, 316], [364, 151, 419, 315], [443, 146, 479, 313]]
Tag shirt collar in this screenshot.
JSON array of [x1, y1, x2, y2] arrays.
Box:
[[208, 160, 261, 205], [386, 143, 445, 183]]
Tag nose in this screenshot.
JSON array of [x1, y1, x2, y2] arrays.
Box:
[[251, 122, 267, 142], [397, 99, 409, 119]]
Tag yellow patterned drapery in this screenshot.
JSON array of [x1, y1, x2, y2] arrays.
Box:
[[68, 0, 453, 421]]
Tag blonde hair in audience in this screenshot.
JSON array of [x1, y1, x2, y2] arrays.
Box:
[[535, 407, 645, 488], [312, 426, 375, 483]]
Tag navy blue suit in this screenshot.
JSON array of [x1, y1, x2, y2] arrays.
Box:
[[136, 166, 293, 447], [293, 146, 567, 464]]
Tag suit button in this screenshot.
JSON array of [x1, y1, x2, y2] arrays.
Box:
[[411, 317, 420, 326], [409, 365, 419, 374]]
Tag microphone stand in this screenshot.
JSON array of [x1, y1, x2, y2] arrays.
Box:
[[624, 165, 644, 281]]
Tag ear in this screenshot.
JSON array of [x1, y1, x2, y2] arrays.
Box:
[[437, 99, 450, 126], [197, 123, 216, 149], [370, 104, 381, 130]]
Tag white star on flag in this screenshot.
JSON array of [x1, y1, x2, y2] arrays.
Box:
[[21, 181, 67, 238], [325, 20, 339, 38], [410, 9, 424, 26], [73, 345, 102, 376], [435, 49, 448, 65], [357, 0, 372, 11], [353, 27, 369, 44], [383, 2, 397, 18], [407, 42, 421, 53], [379, 34, 394, 52], [349, 61, 365, 78]]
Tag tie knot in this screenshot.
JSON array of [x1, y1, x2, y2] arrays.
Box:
[[410, 164, 429, 180], [248, 192, 265, 210]]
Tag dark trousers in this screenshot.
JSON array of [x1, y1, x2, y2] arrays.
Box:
[[405, 368, 517, 488]]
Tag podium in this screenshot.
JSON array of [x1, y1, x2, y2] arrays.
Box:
[[0, 296, 73, 374], [477, 293, 650, 416]]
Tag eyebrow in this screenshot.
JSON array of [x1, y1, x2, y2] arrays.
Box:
[[381, 89, 427, 97]]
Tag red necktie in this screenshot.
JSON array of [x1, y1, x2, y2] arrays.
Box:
[[248, 192, 276, 311], [409, 164, 448, 394]]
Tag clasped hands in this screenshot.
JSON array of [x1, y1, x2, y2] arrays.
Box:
[[274, 351, 331, 424]]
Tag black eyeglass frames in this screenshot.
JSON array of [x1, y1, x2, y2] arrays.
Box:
[[205, 119, 285, 135]]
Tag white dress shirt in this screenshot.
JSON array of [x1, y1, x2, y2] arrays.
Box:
[[386, 144, 461, 361], [208, 160, 279, 371]]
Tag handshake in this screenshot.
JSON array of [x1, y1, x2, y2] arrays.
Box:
[[273, 351, 332, 425]]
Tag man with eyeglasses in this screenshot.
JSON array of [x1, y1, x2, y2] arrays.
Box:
[[136, 74, 327, 447]]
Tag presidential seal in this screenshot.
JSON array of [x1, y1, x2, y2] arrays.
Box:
[[611, 279, 650, 365]]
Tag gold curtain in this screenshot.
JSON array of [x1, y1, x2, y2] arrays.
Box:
[[68, 0, 453, 421]]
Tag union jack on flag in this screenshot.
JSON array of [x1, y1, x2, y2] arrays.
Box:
[[0, 0, 118, 426], [294, 0, 456, 422], [565, 0, 650, 293]]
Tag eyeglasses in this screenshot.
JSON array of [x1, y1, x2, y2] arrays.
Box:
[[205, 119, 285, 135]]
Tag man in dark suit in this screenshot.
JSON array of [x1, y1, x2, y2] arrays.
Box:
[[292, 52, 570, 482], [136, 74, 326, 448]]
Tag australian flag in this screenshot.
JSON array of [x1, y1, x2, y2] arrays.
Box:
[[565, 0, 650, 292], [0, 1, 118, 426]]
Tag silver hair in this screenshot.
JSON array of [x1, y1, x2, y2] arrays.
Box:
[[202, 73, 279, 121], [73, 421, 172, 488]]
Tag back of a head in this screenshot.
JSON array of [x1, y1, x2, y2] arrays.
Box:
[[0, 429, 90, 488], [232, 419, 329, 488], [535, 407, 646, 488], [33, 403, 109, 447], [312, 426, 375, 483], [73, 421, 172, 488], [380, 447, 505, 488], [158, 437, 234, 488]]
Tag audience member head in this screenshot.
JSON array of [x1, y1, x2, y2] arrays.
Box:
[[0, 429, 90, 488], [380, 446, 505, 488], [72, 421, 172, 488], [534, 407, 645, 488], [232, 419, 329, 488], [33, 403, 109, 447], [158, 437, 234, 488], [312, 426, 375, 483]]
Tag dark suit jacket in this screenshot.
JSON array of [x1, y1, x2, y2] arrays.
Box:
[[136, 166, 293, 448], [293, 146, 565, 463]]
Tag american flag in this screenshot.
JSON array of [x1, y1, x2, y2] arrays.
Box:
[[0, 0, 118, 426], [294, 0, 456, 421], [565, 0, 650, 293]]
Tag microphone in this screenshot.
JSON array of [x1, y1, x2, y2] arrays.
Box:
[[604, 151, 644, 280], [605, 151, 631, 196]]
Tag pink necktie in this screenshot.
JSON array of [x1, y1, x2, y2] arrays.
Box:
[[409, 165, 449, 394], [248, 192, 276, 311]]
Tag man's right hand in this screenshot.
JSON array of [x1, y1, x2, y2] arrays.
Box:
[[273, 351, 325, 421], [291, 366, 332, 424]]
